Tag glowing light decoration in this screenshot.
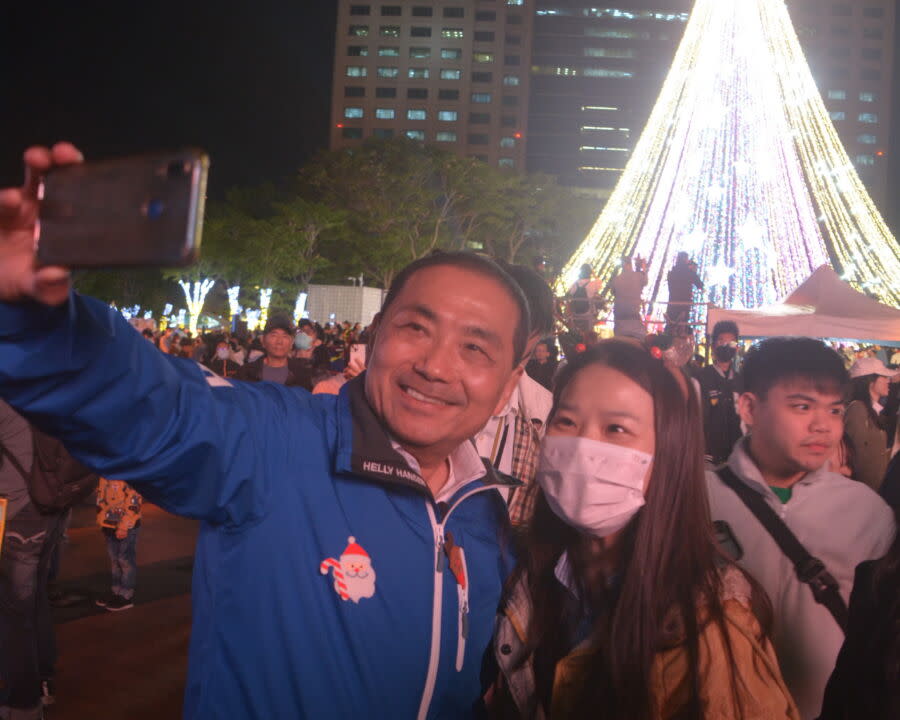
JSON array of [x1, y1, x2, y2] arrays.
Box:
[[178, 279, 216, 334], [294, 291, 309, 324], [556, 0, 900, 318], [227, 286, 242, 318], [258, 288, 273, 329], [245, 309, 261, 332]]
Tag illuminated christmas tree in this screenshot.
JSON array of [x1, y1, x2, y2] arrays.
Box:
[[556, 0, 900, 319]]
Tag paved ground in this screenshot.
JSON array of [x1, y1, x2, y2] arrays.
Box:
[[47, 502, 198, 719]]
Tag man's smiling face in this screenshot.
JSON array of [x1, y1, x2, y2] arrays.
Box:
[[365, 265, 522, 462]]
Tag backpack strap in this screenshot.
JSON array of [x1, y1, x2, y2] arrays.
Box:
[[716, 466, 848, 633]]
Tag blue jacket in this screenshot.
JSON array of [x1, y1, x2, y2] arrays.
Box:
[[0, 295, 517, 719]]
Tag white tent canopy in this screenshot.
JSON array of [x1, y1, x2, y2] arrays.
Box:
[[706, 265, 900, 344]]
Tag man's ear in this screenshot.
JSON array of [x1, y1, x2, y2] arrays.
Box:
[[737, 392, 758, 430], [493, 364, 524, 416]]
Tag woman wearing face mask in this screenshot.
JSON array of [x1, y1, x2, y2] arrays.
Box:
[[489, 340, 798, 720], [844, 358, 897, 491]]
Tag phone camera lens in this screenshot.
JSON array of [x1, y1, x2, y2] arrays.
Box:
[[145, 199, 166, 220]]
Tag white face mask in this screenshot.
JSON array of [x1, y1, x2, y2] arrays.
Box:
[[216, 347, 230, 360], [537, 435, 653, 538]]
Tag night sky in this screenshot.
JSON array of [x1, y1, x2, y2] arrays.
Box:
[[3, 1, 337, 195]]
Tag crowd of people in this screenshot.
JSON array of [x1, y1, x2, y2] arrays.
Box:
[[0, 144, 898, 720]]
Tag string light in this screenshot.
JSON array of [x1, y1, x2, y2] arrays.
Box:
[[227, 286, 242, 318], [258, 288, 273, 329], [556, 0, 900, 316], [178, 278, 216, 334]]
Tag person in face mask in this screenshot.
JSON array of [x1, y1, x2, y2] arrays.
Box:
[[695, 321, 744, 465], [488, 340, 798, 720], [205, 339, 241, 378]]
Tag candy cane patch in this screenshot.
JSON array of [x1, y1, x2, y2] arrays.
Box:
[[320, 537, 376, 604]]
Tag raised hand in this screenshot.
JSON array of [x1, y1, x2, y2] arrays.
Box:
[[0, 143, 83, 305]]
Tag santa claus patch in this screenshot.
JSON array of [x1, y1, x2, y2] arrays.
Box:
[[320, 537, 377, 604]]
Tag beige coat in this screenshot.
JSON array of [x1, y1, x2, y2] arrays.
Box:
[[844, 400, 890, 491]]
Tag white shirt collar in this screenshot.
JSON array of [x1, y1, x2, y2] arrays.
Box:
[[389, 438, 488, 503]]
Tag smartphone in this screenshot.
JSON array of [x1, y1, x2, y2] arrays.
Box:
[[36, 148, 209, 268], [349, 343, 367, 368]]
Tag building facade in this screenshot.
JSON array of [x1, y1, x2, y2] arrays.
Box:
[[526, 1, 689, 195], [329, 0, 534, 169], [525, 0, 894, 209], [787, 0, 895, 208]]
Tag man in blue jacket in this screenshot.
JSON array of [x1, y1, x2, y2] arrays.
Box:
[[0, 144, 529, 719]]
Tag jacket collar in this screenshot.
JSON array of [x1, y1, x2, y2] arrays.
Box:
[[727, 435, 831, 496], [334, 374, 519, 498]]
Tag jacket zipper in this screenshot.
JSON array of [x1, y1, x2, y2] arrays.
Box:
[[415, 482, 510, 720]]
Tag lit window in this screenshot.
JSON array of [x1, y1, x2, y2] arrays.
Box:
[[409, 67, 429, 79], [499, 158, 515, 168], [442, 27, 464, 38], [859, 113, 878, 123], [348, 25, 369, 37], [827, 89, 847, 100], [471, 93, 492, 103], [584, 47, 636, 59], [409, 47, 431, 59], [377, 67, 399, 78], [346, 66, 368, 77], [347, 46, 368, 56], [858, 134, 877, 144], [500, 136, 516, 148], [506, 0, 524, 5], [407, 109, 427, 120], [503, 75, 520, 86], [441, 48, 462, 60], [440, 69, 462, 80], [344, 107, 364, 119], [860, 92, 877, 102], [856, 154, 875, 166], [375, 108, 395, 119], [438, 110, 458, 121], [406, 130, 426, 141], [473, 52, 495, 63], [583, 67, 634, 78], [378, 46, 399, 56], [829, 111, 845, 121], [436, 132, 458, 142], [380, 25, 400, 37]]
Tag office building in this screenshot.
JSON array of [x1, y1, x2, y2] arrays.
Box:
[[788, 0, 895, 208], [329, 0, 534, 169]]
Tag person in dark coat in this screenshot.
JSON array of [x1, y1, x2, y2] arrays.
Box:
[[666, 252, 703, 336], [819, 526, 900, 720], [235, 314, 312, 390]]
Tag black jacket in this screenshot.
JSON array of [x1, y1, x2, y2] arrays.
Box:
[[818, 555, 900, 720], [695, 364, 742, 464], [234, 357, 313, 391]]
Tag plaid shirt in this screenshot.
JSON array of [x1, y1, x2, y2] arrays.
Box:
[[506, 407, 542, 526]]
